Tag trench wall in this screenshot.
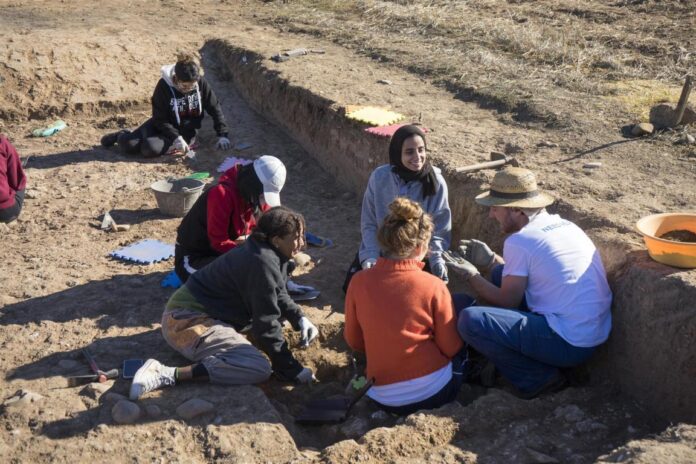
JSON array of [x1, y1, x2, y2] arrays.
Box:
[[205, 39, 696, 423]]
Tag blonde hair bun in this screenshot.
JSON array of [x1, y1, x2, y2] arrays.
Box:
[[378, 197, 433, 258]]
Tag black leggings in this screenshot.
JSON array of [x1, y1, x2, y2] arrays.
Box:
[[0, 189, 24, 223], [117, 119, 196, 158]]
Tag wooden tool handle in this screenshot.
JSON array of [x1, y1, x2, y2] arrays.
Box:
[[455, 158, 508, 173]]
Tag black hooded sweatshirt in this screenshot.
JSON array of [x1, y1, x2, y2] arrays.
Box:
[[151, 64, 229, 141]]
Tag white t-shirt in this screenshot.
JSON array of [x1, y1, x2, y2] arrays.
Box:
[[502, 212, 612, 347], [367, 363, 452, 407]]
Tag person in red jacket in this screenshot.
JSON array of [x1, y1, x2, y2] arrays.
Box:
[[344, 197, 464, 416], [174, 155, 287, 282], [0, 135, 27, 224]]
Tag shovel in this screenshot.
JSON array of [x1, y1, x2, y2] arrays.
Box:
[[294, 377, 374, 425]]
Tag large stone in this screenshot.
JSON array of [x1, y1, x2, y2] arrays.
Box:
[[631, 122, 654, 136], [3, 389, 44, 409], [176, 398, 214, 419], [111, 400, 140, 424]]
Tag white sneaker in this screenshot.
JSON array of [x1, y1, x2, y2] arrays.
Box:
[[129, 359, 176, 400]]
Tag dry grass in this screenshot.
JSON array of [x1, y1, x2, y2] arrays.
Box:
[[261, 0, 695, 127]]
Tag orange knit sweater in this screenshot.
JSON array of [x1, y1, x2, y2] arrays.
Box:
[[344, 257, 463, 386]]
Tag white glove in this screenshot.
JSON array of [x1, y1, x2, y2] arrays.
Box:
[[295, 367, 317, 384], [298, 316, 319, 347], [361, 258, 377, 270], [216, 136, 231, 150], [172, 136, 189, 153]]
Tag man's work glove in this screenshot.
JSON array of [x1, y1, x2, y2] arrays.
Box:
[[361, 258, 377, 270], [298, 316, 319, 347], [430, 260, 449, 282], [216, 136, 231, 150], [443, 250, 480, 281], [172, 136, 189, 154], [458, 239, 496, 269], [295, 367, 317, 384]]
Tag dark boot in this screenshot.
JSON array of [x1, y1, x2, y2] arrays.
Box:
[[101, 130, 129, 147]]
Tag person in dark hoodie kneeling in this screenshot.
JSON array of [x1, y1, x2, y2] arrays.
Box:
[[0, 134, 27, 224], [129, 206, 319, 400], [174, 155, 287, 283], [100, 54, 231, 157]]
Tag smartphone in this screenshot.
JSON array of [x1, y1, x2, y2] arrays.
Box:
[[122, 359, 144, 379]]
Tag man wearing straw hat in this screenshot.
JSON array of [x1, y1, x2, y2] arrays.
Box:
[[443, 167, 612, 398]]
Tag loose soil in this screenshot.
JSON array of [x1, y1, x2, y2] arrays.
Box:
[[1, 1, 695, 463], [661, 229, 696, 243]]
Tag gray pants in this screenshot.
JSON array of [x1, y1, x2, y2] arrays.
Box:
[[161, 308, 272, 384]]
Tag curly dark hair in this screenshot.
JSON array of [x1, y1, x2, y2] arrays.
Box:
[[251, 206, 305, 244]]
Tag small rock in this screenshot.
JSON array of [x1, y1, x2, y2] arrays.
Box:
[[103, 392, 127, 403], [81, 382, 112, 399], [176, 398, 214, 419], [554, 404, 585, 422], [377, 79, 393, 85], [341, 191, 354, 201], [293, 252, 312, 267], [370, 410, 390, 420], [537, 140, 559, 148], [111, 400, 140, 424], [583, 162, 602, 169], [3, 389, 44, 409], [678, 133, 696, 145], [0, 223, 10, 233], [339, 417, 369, 438], [145, 404, 161, 418], [575, 419, 608, 433], [631, 123, 654, 136], [525, 447, 560, 463], [24, 189, 39, 199]]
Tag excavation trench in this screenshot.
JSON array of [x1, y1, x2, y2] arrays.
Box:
[[202, 38, 696, 425]]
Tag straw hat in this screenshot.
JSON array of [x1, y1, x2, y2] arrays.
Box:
[[475, 167, 554, 208]]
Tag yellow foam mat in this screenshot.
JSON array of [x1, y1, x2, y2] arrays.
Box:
[[345, 106, 404, 126]]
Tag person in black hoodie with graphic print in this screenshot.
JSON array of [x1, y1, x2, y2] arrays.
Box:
[[100, 54, 231, 157]]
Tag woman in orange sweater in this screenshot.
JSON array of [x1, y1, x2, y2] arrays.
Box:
[[344, 197, 464, 415]]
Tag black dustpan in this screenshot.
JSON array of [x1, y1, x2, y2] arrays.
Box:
[[295, 378, 374, 425]]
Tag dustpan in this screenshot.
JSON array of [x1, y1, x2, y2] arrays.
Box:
[[295, 378, 374, 425]]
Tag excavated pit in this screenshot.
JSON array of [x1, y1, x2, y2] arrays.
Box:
[[203, 38, 696, 425]]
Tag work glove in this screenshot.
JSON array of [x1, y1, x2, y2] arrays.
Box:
[[295, 367, 317, 384], [361, 258, 377, 270], [431, 260, 449, 282], [298, 316, 319, 347], [216, 136, 231, 150], [443, 250, 480, 281], [458, 239, 496, 269], [172, 136, 189, 154]]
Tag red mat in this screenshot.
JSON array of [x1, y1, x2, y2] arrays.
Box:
[[364, 124, 428, 138]]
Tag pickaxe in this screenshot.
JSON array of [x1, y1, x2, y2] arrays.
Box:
[[455, 151, 519, 173]]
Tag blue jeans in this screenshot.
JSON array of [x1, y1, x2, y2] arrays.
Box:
[[454, 265, 595, 394]]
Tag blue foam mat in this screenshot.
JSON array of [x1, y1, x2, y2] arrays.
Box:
[[110, 239, 175, 264]]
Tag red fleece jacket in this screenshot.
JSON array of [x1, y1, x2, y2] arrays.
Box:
[[206, 165, 269, 253], [344, 257, 463, 386], [0, 136, 26, 210]]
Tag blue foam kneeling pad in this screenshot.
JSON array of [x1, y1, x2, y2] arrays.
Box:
[[110, 239, 175, 264]]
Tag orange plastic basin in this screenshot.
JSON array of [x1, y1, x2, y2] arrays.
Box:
[[636, 213, 696, 268]]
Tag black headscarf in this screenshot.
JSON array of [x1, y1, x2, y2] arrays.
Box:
[[388, 125, 437, 197]]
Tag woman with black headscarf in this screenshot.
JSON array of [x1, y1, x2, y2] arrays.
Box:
[[343, 125, 452, 290]]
